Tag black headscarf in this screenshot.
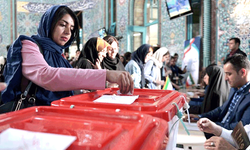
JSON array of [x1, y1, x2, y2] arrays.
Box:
[[200, 64, 230, 113], [102, 54, 125, 71], [131, 44, 152, 88], [76, 37, 98, 69]]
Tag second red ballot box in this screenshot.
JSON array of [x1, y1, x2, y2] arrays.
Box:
[[51, 88, 187, 150]]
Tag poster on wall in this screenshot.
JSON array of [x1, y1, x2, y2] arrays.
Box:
[[182, 36, 200, 86]]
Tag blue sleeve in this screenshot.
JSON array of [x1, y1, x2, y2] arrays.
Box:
[[200, 106, 223, 121], [125, 61, 141, 89], [144, 60, 155, 83], [217, 105, 250, 130]]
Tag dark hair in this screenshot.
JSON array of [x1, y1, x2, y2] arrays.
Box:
[[224, 54, 250, 72], [124, 52, 131, 61], [163, 51, 170, 56], [6, 45, 11, 51], [174, 53, 178, 56], [171, 56, 175, 60], [50, 6, 79, 41], [229, 37, 240, 46], [103, 35, 119, 46]]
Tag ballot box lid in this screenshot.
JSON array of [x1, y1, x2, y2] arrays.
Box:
[[51, 88, 186, 121]]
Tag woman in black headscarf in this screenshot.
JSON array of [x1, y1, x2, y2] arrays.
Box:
[[75, 37, 110, 69], [189, 64, 230, 114], [102, 35, 125, 71], [125, 44, 153, 89]]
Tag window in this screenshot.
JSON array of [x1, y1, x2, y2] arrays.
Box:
[[128, 0, 159, 52]]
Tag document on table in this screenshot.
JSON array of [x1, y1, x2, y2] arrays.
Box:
[[93, 95, 139, 104], [0, 128, 76, 150], [183, 122, 200, 131]]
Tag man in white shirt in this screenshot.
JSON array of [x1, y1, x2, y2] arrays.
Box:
[[197, 118, 250, 150]]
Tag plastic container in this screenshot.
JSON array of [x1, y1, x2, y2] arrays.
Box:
[[0, 106, 168, 150], [52, 88, 186, 150], [52, 88, 186, 122]]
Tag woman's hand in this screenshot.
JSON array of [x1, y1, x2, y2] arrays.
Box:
[[92, 59, 102, 69], [106, 70, 134, 94], [155, 80, 165, 85]]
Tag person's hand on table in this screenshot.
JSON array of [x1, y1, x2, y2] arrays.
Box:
[[197, 118, 222, 136], [106, 70, 134, 94], [183, 114, 199, 122], [0, 82, 6, 91], [204, 136, 237, 150]]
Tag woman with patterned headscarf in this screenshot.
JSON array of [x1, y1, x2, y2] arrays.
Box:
[[75, 37, 111, 69], [125, 44, 153, 89], [0, 6, 133, 113], [144, 47, 171, 89]]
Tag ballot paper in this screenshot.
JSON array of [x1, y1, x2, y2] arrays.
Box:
[[183, 122, 200, 131], [186, 92, 194, 97], [0, 128, 76, 150], [93, 95, 139, 104]]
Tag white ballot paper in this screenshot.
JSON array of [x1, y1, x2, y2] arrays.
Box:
[[183, 122, 200, 131], [93, 95, 139, 104], [0, 128, 76, 150]]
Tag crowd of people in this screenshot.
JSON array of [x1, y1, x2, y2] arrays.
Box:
[[0, 5, 250, 150]]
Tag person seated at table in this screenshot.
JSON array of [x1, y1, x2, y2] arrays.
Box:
[[169, 56, 187, 86], [197, 118, 246, 150], [188, 64, 230, 114], [183, 54, 250, 139]]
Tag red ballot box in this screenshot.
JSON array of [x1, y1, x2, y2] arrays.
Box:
[[52, 88, 185, 122], [0, 106, 168, 150], [51, 88, 186, 150]]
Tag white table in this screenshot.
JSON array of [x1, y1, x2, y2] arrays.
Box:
[[176, 121, 206, 150]]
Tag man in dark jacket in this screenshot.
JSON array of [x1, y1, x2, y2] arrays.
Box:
[[225, 37, 247, 60], [185, 54, 250, 138]]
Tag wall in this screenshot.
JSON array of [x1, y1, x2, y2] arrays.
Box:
[[217, 0, 250, 65], [160, 0, 186, 66], [116, 0, 129, 54], [0, 0, 12, 57], [82, 0, 104, 42], [0, 0, 101, 57]]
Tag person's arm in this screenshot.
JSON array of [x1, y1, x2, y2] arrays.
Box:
[[144, 60, 154, 83], [21, 40, 106, 91], [204, 136, 237, 150], [199, 103, 224, 121], [125, 61, 141, 89], [220, 128, 235, 146], [171, 82, 180, 90], [218, 105, 250, 130], [198, 118, 237, 149], [177, 66, 186, 74]]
